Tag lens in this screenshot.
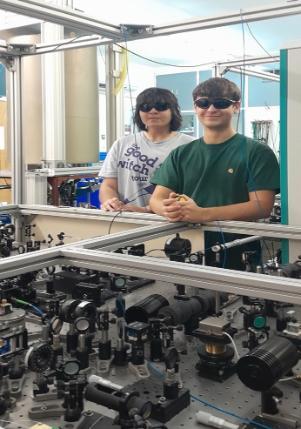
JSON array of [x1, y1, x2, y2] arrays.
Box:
[[212, 98, 234, 109], [139, 102, 170, 112], [194, 99, 210, 109], [195, 98, 234, 109]]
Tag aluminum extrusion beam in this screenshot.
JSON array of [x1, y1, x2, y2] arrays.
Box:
[[34, 36, 111, 54], [1, 1, 301, 46], [0, 0, 122, 40], [217, 56, 280, 68], [64, 221, 189, 250], [18, 205, 165, 224], [151, 2, 301, 39], [62, 248, 301, 305], [0, 204, 19, 213], [202, 220, 301, 241], [228, 66, 279, 82], [0, 247, 62, 280]]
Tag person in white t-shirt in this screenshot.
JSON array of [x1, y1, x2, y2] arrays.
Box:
[[99, 87, 194, 213]]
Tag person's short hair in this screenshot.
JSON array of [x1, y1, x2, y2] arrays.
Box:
[[192, 77, 241, 101], [134, 87, 182, 131]]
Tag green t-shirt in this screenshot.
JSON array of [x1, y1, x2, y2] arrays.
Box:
[[151, 133, 280, 207]]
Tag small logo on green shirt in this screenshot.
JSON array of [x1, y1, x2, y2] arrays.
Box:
[[228, 168, 234, 174]]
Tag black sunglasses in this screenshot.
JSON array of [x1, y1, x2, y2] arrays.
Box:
[[194, 98, 237, 110], [139, 102, 170, 112]]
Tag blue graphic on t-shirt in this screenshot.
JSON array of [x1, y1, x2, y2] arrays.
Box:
[[124, 183, 155, 204], [117, 145, 159, 178]]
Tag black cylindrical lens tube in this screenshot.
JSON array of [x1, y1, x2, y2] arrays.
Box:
[[125, 294, 169, 324], [237, 336, 299, 391]]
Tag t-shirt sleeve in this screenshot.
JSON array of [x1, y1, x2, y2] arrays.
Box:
[[99, 140, 120, 178], [150, 150, 181, 192], [247, 143, 280, 193]]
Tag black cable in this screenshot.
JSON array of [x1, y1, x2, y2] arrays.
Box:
[[107, 210, 122, 234], [114, 42, 214, 68], [245, 21, 274, 58], [144, 249, 165, 255]]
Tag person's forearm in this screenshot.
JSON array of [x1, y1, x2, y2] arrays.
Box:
[[149, 196, 165, 216], [100, 184, 119, 204], [199, 200, 272, 222]]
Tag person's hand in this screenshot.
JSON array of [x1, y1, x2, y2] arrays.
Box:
[[163, 192, 205, 223], [102, 197, 124, 211], [178, 197, 204, 222], [162, 192, 184, 222], [123, 204, 151, 213]]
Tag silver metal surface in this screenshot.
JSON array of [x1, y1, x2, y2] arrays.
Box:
[[218, 55, 280, 67], [202, 220, 301, 240], [62, 248, 301, 305], [151, 2, 301, 38], [1, 1, 301, 48], [0, 0, 122, 40], [228, 66, 280, 81], [18, 204, 166, 224], [7, 56, 23, 204], [0, 247, 62, 280], [27, 166, 102, 176]]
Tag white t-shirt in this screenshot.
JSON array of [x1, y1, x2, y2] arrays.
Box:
[[99, 131, 194, 206]]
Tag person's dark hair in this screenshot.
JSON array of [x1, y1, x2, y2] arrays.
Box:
[[134, 87, 182, 131], [192, 77, 241, 101]]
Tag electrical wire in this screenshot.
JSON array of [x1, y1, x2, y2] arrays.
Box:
[[222, 331, 240, 361], [107, 210, 123, 234], [144, 248, 165, 255], [115, 42, 214, 68], [13, 298, 44, 317], [147, 362, 272, 429], [245, 21, 274, 59]]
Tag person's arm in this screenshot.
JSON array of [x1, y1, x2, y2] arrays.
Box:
[[178, 190, 275, 222], [99, 178, 124, 211], [150, 187, 275, 222], [149, 185, 176, 216]]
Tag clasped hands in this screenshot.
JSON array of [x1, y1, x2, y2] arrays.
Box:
[[162, 192, 204, 222]]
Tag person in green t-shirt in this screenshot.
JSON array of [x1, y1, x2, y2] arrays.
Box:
[[149, 77, 280, 224]]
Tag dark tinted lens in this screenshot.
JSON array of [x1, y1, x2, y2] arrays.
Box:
[[153, 102, 170, 111], [139, 102, 169, 112], [212, 99, 233, 109], [195, 99, 210, 109], [195, 98, 234, 109]]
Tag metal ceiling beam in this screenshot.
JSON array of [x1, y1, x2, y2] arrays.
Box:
[[0, 0, 122, 40], [150, 2, 301, 39], [217, 55, 280, 68], [1, 1, 301, 47], [33, 35, 111, 54], [225, 66, 279, 81]]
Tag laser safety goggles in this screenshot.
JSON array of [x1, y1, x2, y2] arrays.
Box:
[[194, 98, 237, 110], [139, 102, 171, 112]]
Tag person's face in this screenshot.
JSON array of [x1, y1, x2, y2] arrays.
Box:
[[139, 101, 173, 130], [194, 96, 240, 131]]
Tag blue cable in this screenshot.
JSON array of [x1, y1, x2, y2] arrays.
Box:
[[148, 362, 272, 429], [191, 394, 272, 429], [30, 303, 45, 317]]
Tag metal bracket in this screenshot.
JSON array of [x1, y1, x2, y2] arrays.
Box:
[[0, 54, 16, 72], [28, 402, 65, 419], [120, 24, 154, 37], [9, 374, 26, 399], [7, 43, 36, 56]]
